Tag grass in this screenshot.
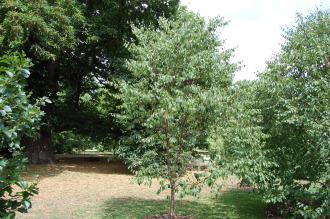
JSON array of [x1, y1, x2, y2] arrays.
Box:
[[102, 190, 266, 219], [19, 159, 266, 219]]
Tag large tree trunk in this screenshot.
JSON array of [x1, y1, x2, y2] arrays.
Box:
[[23, 128, 55, 164], [24, 61, 58, 164]]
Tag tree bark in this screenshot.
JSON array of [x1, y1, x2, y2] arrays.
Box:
[[73, 71, 83, 110], [170, 180, 176, 218], [165, 117, 176, 218], [24, 61, 58, 164], [23, 128, 55, 164]]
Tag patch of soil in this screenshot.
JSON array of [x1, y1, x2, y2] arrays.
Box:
[[145, 214, 196, 219]]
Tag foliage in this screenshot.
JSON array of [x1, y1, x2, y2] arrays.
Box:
[[0, 0, 85, 163], [116, 8, 237, 217], [54, 88, 119, 154], [0, 0, 180, 162], [53, 130, 92, 154], [0, 53, 44, 218], [56, 0, 180, 153], [207, 81, 273, 192], [53, 130, 114, 154], [0, 0, 84, 61], [256, 10, 330, 218]]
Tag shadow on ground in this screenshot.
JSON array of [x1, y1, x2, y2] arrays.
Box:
[[23, 158, 131, 180], [102, 190, 266, 219]]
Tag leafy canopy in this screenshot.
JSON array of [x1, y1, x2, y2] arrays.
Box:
[[207, 80, 272, 191], [256, 9, 330, 218], [0, 0, 180, 160], [116, 8, 237, 216], [0, 0, 84, 61]]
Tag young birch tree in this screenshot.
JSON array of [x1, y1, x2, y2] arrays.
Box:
[[116, 9, 237, 218]]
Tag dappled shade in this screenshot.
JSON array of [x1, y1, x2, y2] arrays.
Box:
[[103, 191, 266, 219]]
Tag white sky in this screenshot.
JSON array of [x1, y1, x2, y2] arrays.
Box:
[[181, 0, 330, 81]]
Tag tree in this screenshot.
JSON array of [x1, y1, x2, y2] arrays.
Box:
[[0, 53, 45, 218], [55, 0, 180, 152], [0, 0, 179, 163], [256, 10, 330, 218], [116, 9, 237, 218], [0, 0, 84, 163], [206, 80, 272, 191]]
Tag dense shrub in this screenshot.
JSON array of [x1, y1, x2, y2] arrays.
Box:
[[0, 53, 45, 218]]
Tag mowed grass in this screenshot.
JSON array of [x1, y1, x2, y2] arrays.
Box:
[[102, 190, 266, 219]]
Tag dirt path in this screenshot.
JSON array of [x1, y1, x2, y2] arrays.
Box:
[[17, 159, 239, 219]]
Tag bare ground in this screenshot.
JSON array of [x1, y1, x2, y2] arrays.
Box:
[[17, 158, 240, 219]]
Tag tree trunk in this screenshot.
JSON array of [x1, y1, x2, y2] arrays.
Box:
[[73, 71, 83, 110], [23, 128, 55, 164], [24, 61, 58, 164], [170, 180, 176, 218], [165, 117, 176, 218]]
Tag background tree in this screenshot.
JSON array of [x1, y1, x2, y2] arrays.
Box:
[[0, 53, 45, 218], [206, 80, 272, 192], [116, 9, 237, 218], [256, 10, 329, 218], [0, 0, 179, 163], [57, 1, 180, 151], [0, 0, 84, 163]]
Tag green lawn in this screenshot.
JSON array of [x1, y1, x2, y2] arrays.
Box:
[[102, 190, 266, 219]]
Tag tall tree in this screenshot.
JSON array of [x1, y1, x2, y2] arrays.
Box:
[[55, 0, 180, 148], [256, 10, 330, 218], [206, 80, 271, 191], [0, 0, 179, 163], [0, 0, 84, 163], [116, 9, 237, 218]]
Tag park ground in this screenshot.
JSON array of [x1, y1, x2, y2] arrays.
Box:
[[17, 158, 266, 219]]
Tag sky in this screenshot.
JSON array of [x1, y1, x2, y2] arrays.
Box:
[[181, 0, 330, 81]]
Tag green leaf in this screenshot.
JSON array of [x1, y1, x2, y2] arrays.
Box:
[[21, 69, 30, 78], [3, 105, 11, 112], [22, 200, 31, 209], [6, 71, 13, 77]]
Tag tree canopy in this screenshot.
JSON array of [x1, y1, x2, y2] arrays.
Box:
[[0, 0, 180, 163], [0, 2, 329, 218], [255, 10, 330, 218], [116, 8, 237, 217]]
